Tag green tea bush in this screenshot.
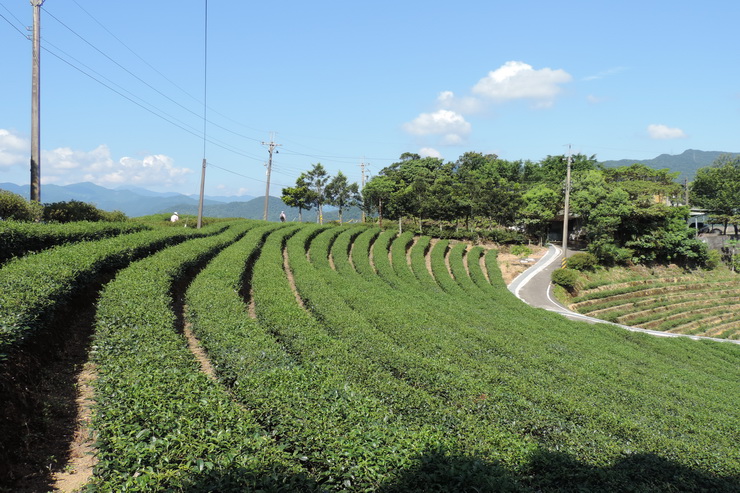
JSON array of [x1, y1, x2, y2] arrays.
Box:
[[90, 221, 313, 491], [0, 220, 148, 264], [0, 224, 217, 362], [551, 268, 579, 291]]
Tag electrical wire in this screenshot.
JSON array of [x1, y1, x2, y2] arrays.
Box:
[[3, 1, 399, 187]]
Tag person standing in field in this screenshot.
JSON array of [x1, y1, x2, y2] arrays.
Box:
[[170, 212, 179, 222], [279, 211, 286, 222]]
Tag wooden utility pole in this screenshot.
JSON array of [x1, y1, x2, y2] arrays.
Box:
[[262, 136, 280, 221], [30, 0, 45, 202]]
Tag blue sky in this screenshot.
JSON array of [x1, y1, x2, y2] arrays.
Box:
[[1, 0, 738, 198]]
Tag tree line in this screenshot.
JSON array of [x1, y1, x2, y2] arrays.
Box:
[[286, 151, 739, 268]]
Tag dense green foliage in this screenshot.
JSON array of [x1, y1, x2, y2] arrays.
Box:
[[0, 225, 215, 362], [42, 199, 127, 223], [3, 221, 739, 491], [691, 154, 740, 234], [358, 153, 708, 267], [567, 252, 598, 272], [0, 190, 126, 222], [551, 268, 579, 291], [0, 189, 43, 221], [0, 220, 149, 264]]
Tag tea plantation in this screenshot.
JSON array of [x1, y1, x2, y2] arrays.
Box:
[[1, 220, 738, 492]]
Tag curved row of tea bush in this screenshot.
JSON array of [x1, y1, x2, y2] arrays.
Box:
[[306, 225, 740, 490], [0, 220, 150, 265], [0, 224, 219, 362], [89, 221, 314, 491], [6, 220, 738, 490]]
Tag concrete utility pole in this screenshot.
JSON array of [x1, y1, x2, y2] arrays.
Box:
[[196, 158, 206, 228], [684, 178, 689, 206], [359, 160, 367, 223], [261, 136, 281, 221], [561, 146, 573, 262], [30, 0, 45, 202]]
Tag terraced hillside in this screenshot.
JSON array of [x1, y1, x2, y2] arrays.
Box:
[[1, 220, 739, 492], [568, 266, 740, 340]]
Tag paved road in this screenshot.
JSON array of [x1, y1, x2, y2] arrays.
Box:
[[507, 244, 740, 345]]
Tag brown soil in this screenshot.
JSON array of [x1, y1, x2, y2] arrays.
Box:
[[51, 362, 97, 492], [0, 289, 101, 493], [183, 321, 217, 381], [284, 247, 306, 309], [495, 245, 548, 285]]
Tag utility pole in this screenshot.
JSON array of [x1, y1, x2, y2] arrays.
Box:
[[684, 178, 689, 206], [359, 160, 367, 223], [561, 146, 573, 263], [196, 158, 206, 228], [30, 0, 45, 203], [261, 135, 280, 221]]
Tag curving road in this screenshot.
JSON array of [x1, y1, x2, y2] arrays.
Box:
[[507, 244, 740, 345]]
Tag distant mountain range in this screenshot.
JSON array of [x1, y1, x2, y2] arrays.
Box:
[[1, 149, 736, 217], [600, 149, 737, 181], [0, 181, 361, 221], [0, 182, 255, 217]]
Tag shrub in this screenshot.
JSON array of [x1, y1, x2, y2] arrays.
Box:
[[43, 200, 109, 223], [704, 249, 721, 270], [587, 240, 633, 266], [567, 252, 598, 271], [510, 244, 532, 257], [0, 190, 43, 221], [551, 268, 579, 291]]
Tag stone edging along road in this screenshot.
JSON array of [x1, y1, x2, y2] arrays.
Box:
[[507, 244, 740, 346]]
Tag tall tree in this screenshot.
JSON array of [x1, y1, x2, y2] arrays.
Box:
[[691, 155, 740, 234], [520, 184, 560, 245], [325, 171, 361, 224], [304, 163, 330, 224], [281, 173, 315, 222]]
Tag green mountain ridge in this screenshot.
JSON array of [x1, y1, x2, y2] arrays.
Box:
[[600, 149, 738, 181], [161, 196, 364, 223]]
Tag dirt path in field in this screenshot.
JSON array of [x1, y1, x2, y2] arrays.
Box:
[[284, 247, 306, 309], [51, 361, 97, 492], [1, 286, 101, 492], [183, 319, 218, 381], [426, 238, 438, 278]]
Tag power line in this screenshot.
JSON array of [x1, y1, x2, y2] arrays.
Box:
[[196, 0, 208, 229]]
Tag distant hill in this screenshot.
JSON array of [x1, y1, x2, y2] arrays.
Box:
[[600, 149, 738, 181], [0, 182, 247, 217], [162, 196, 364, 223]]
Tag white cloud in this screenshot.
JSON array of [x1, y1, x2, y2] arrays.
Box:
[[39, 144, 191, 186], [472, 61, 572, 105], [94, 154, 191, 186], [586, 94, 606, 104], [0, 129, 28, 168], [647, 124, 687, 140], [419, 147, 442, 159], [0, 128, 192, 188], [436, 91, 483, 114], [403, 109, 472, 144]]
